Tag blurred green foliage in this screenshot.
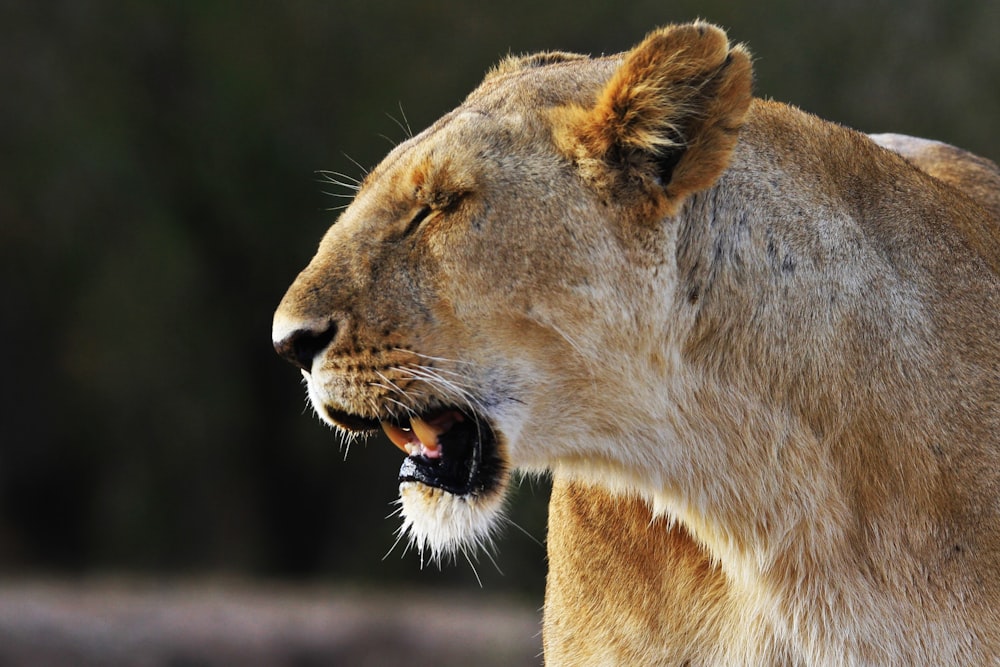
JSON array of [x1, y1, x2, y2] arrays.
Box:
[[1, 1, 997, 600]]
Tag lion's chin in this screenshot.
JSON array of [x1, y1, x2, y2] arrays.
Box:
[[397, 477, 510, 563]]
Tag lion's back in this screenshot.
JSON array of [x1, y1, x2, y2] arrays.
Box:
[[871, 133, 1000, 272]]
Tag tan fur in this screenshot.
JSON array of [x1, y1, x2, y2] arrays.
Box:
[[273, 22, 1000, 665]]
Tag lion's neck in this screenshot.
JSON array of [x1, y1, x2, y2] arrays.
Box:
[[554, 365, 962, 662], [551, 104, 984, 659]]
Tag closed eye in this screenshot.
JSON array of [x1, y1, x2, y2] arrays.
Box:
[[402, 205, 433, 237]]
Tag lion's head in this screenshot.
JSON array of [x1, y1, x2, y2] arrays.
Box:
[[272, 23, 752, 560], [272, 17, 1000, 664]]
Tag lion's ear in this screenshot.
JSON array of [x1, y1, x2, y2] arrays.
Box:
[[552, 22, 753, 218]]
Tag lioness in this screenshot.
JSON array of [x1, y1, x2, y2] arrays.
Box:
[[273, 22, 1000, 665]]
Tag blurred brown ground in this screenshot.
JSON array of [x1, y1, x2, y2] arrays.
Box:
[[0, 578, 542, 667]]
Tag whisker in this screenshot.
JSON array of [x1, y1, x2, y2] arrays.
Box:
[[383, 526, 408, 561], [385, 103, 414, 139], [394, 362, 495, 417], [399, 363, 478, 386], [396, 102, 413, 139], [315, 174, 362, 193], [397, 365, 487, 411], [378, 133, 399, 148], [320, 191, 357, 199], [341, 152, 370, 178], [315, 169, 363, 187], [372, 372, 421, 420], [503, 515, 545, 549], [394, 365, 474, 395], [398, 102, 413, 138], [480, 543, 504, 576], [382, 396, 417, 420], [463, 550, 484, 587], [373, 370, 407, 394], [399, 349, 474, 367]]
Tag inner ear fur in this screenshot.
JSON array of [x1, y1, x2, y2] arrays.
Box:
[[553, 22, 753, 218]]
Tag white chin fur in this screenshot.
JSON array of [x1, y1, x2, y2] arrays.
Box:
[[397, 481, 507, 563]]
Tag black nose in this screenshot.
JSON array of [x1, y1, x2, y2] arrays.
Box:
[[273, 321, 337, 372]]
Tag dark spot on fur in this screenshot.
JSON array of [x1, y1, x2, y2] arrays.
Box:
[[781, 255, 796, 274]]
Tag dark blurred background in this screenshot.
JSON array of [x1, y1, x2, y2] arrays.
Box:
[[1, 0, 998, 663]]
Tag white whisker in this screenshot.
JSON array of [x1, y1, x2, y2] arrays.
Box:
[[502, 515, 544, 549], [320, 191, 357, 200], [480, 543, 504, 576], [383, 525, 409, 561], [395, 364, 491, 417], [315, 169, 363, 188], [463, 550, 484, 587], [341, 152, 370, 178], [399, 348, 474, 367], [385, 102, 414, 139]]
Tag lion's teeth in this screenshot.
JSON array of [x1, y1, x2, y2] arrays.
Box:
[[382, 413, 463, 459], [410, 417, 443, 459], [380, 421, 412, 455]]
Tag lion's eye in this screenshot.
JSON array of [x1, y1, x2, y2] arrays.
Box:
[[402, 205, 433, 237]]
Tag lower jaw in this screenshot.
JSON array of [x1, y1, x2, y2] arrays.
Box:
[[397, 473, 511, 560]]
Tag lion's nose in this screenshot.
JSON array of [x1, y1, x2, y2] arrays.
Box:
[[272, 320, 337, 372]]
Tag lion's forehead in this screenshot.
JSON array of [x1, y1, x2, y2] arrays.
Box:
[[358, 112, 499, 193], [345, 110, 559, 226], [345, 55, 625, 221]]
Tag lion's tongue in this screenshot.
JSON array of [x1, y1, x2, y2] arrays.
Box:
[[380, 412, 463, 459]]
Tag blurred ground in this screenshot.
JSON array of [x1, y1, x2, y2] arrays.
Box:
[[0, 578, 541, 667]]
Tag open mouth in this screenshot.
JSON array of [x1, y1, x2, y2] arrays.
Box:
[[326, 407, 502, 497], [384, 409, 502, 497]]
